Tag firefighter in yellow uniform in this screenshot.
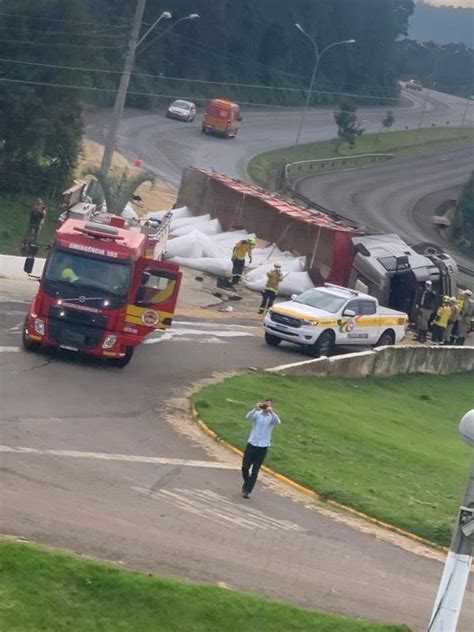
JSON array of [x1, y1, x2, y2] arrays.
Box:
[[231, 237, 256, 286], [258, 262, 284, 314], [431, 296, 451, 344]]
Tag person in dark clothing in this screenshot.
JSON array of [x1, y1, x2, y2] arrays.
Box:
[[241, 399, 281, 499], [415, 280, 436, 343], [28, 198, 47, 242]]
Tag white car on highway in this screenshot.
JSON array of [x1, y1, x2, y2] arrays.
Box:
[[166, 99, 196, 122], [263, 284, 408, 356]]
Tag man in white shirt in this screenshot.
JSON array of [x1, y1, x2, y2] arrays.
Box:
[[241, 399, 281, 499]]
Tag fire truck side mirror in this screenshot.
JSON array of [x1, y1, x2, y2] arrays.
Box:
[[24, 256, 35, 274]]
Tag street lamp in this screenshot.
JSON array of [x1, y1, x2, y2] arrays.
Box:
[[429, 409, 474, 630], [136, 10, 172, 48], [294, 24, 355, 146], [136, 13, 200, 57], [99, 2, 200, 180]]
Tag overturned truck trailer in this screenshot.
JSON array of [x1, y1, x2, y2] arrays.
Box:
[[176, 168, 457, 317]]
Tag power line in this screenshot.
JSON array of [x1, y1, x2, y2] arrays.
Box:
[[0, 58, 401, 101], [0, 25, 128, 38], [0, 11, 129, 27], [0, 38, 124, 49], [0, 76, 405, 111]]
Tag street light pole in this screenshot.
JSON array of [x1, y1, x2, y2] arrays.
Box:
[[100, 0, 149, 179], [136, 14, 200, 58], [99, 7, 199, 183], [294, 24, 355, 146], [428, 409, 474, 630]]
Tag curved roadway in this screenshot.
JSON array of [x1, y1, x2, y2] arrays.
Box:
[[296, 146, 474, 280], [1, 89, 473, 630], [1, 278, 473, 630], [86, 88, 472, 185]]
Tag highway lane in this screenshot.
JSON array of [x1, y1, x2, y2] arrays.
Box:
[[296, 146, 474, 282], [86, 88, 472, 185], [1, 286, 473, 630]]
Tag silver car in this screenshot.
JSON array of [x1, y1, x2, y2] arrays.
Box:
[[166, 99, 196, 122]]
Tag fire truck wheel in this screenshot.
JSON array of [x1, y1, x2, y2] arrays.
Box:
[[22, 323, 40, 352], [110, 346, 134, 368]]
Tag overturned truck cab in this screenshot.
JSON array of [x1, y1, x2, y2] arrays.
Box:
[[348, 234, 458, 320]]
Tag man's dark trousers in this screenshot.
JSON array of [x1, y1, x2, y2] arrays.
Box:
[[242, 443, 268, 493], [232, 258, 245, 285]]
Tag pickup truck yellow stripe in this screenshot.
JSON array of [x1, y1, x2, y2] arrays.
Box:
[[270, 308, 407, 329]]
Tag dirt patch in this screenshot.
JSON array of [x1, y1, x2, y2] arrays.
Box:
[[78, 140, 177, 215]]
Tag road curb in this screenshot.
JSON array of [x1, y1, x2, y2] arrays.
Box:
[[192, 406, 448, 553]]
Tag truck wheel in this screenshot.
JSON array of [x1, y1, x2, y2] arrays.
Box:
[[110, 346, 134, 368], [22, 323, 40, 352], [265, 333, 282, 347], [310, 330, 334, 357], [375, 330, 395, 347]]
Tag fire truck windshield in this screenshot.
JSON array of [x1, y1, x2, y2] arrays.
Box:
[[44, 249, 132, 302]]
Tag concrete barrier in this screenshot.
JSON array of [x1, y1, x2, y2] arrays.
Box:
[[267, 345, 474, 378], [0, 254, 45, 279]]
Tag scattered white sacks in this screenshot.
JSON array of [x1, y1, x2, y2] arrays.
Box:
[[172, 218, 222, 238], [279, 272, 314, 296], [165, 230, 225, 259], [245, 270, 313, 297], [121, 202, 139, 220], [165, 232, 204, 259], [145, 206, 191, 222], [171, 213, 211, 231], [245, 257, 305, 282], [169, 256, 232, 277], [212, 230, 249, 243]]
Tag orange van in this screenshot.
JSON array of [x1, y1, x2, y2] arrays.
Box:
[[202, 99, 240, 138]]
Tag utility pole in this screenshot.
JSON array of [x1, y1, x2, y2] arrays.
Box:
[[100, 0, 147, 178], [428, 410, 474, 630], [461, 97, 471, 128]]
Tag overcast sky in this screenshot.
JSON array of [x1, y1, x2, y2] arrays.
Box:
[[420, 1, 473, 7]]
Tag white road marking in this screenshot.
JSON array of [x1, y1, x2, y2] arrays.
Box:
[[0, 445, 235, 469], [0, 346, 22, 353], [132, 486, 303, 532], [144, 325, 254, 345]]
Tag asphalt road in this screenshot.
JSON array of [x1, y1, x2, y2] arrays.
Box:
[[1, 282, 473, 630], [296, 146, 474, 281], [86, 88, 473, 185]]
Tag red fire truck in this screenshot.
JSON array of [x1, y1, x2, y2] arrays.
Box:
[[22, 209, 181, 367]]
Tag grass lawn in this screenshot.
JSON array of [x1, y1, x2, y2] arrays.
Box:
[[193, 373, 474, 546], [0, 193, 59, 256], [0, 540, 409, 632], [247, 127, 474, 187]]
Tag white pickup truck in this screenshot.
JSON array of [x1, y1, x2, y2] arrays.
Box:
[[263, 284, 408, 356]]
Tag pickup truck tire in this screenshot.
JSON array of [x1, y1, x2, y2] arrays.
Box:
[[265, 332, 282, 346], [375, 330, 395, 347], [110, 346, 134, 368], [22, 321, 40, 352], [310, 330, 334, 357]]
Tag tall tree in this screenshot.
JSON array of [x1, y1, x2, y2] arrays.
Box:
[[334, 103, 364, 151]]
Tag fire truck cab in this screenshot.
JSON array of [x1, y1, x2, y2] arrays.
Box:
[[23, 212, 181, 367]]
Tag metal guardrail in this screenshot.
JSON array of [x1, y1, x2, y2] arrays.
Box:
[[284, 153, 395, 185], [278, 153, 396, 229]]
